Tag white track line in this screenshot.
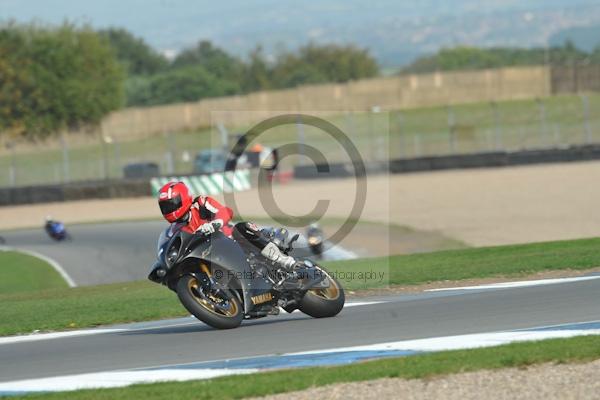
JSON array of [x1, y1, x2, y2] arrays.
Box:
[[0, 368, 257, 393], [0, 328, 126, 346], [292, 328, 600, 355], [426, 275, 600, 292], [2, 323, 599, 393], [0, 246, 76, 287]]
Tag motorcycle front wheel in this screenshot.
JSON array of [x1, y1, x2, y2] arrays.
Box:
[[299, 268, 345, 318], [176, 274, 243, 329]]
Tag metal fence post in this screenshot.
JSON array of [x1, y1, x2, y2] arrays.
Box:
[[101, 133, 110, 180], [447, 105, 456, 154], [413, 134, 422, 158], [395, 111, 405, 159], [491, 101, 503, 151], [344, 111, 363, 161], [367, 109, 374, 162], [114, 138, 122, 178], [165, 130, 175, 175], [553, 123, 562, 146], [581, 94, 592, 144], [536, 98, 549, 148], [60, 133, 70, 183], [296, 114, 305, 163], [6, 142, 16, 187]]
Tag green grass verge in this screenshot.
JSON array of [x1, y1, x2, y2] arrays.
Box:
[[1, 237, 600, 336], [326, 236, 600, 290], [8, 335, 600, 400], [0, 251, 68, 294], [0, 281, 185, 336]]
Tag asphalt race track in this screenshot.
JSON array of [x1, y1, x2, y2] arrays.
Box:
[[2, 221, 164, 285], [1, 221, 344, 286], [1, 276, 599, 384]]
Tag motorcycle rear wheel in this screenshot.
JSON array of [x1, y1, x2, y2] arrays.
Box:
[[299, 268, 345, 318], [176, 275, 243, 329]]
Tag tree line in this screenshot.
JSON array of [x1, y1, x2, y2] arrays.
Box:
[[402, 41, 600, 73], [0, 23, 379, 138], [4, 22, 599, 140], [101, 28, 379, 107]]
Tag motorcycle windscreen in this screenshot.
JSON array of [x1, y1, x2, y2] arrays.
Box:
[[157, 222, 186, 256]]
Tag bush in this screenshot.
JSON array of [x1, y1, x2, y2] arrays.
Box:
[[0, 23, 125, 139], [403, 42, 592, 73], [128, 65, 240, 106], [99, 28, 169, 75]]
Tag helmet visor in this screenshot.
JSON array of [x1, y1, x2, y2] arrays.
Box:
[[159, 195, 182, 215]]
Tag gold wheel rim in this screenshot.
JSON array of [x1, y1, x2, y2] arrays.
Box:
[[189, 278, 239, 318], [309, 270, 340, 300]]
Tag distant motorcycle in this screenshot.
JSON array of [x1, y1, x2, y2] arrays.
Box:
[[44, 220, 71, 242], [148, 223, 345, 329], [306, 224, 325, 258]]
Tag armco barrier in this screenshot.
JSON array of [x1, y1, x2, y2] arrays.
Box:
[[0, 179, 151, 207], [0, 170, 252, 207], [3, 144, 600, 205], [389, 145, 600, 173], [150, 170, 251, 197], [293, 144, 600, 179]]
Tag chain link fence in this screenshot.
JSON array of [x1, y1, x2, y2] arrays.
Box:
[[0, 93, 599, 188]]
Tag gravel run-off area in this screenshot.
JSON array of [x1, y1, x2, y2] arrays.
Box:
[[253, 359, 600, 400]]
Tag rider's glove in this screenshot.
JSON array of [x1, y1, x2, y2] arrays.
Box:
[[197, 222, 216, 235]]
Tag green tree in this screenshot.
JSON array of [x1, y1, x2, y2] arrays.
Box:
[[172, 40, 243, 81], [548, 40, 588, 65], [241, 46, 272, 92], [0, 23, 124, 138], [128, 65, 239, 106], [99, 28, 168, 75], [241, 43, 379, 91], [402, 42, 593, 73], [0, 27, 38, 137], [295, 43, 379, 82]]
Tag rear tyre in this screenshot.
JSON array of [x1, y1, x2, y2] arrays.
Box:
[[176, 274, 243, 329], [299, 268, 345, 318]]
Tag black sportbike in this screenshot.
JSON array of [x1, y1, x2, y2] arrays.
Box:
[[148, 223, 345, 329]]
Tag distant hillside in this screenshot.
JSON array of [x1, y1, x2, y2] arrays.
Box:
[[1, 0, 600, 66], [550, 25, 600, 51]]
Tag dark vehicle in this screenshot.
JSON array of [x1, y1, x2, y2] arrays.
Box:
[[193, 149, 227, 175], [0, 236, 5, 245], [306, 224, 325, 258], [123, 162, 160, 179], [45, 220, 71, 242], [148, 224, 344, 329]]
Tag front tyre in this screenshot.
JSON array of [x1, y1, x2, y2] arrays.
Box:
[[176, 275, 243, 329], [299, 268, 345, 318]]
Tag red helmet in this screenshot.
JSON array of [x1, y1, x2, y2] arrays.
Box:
[[158, 182, 193, 223]]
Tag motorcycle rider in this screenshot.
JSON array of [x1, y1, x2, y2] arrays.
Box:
[[44, 216, 61, 236], [157, 181, 298, 269]]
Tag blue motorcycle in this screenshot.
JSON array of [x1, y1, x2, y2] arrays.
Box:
[[44, 219, 72, 242]]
